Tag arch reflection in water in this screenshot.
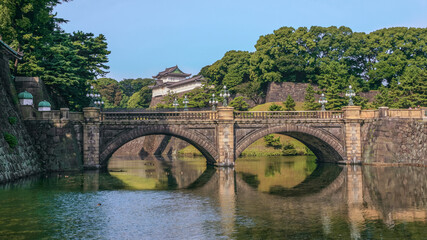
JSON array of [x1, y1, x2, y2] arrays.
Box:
[[235, 155, 344, 196], [107, 155, 209, 190]]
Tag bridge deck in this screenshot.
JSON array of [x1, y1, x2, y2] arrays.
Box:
[[101, 110, 344, 121]]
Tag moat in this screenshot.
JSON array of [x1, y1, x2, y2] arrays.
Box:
[[0, 155, 426, 239]]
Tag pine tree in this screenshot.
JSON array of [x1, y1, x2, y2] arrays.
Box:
[[268, 103, 283, 111], [390, 66, 427, 108], [229, 96, 249, 111], [303, 84, 320, 110], [283, 95, 296, 111]]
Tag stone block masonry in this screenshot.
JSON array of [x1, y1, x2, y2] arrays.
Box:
[[266, 82, 379, 103], [0, 51, 41, 183], [361, 119, 427, 166]]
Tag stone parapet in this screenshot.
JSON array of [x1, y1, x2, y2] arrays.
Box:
[[343, 106, 361, 119], [83, 107, 100, 122]]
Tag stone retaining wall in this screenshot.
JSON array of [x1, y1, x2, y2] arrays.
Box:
[[0, 54, 41, 183], [266, 82, 379, 103], [24, 121, 83, 171], [361, 119, 427, 165]]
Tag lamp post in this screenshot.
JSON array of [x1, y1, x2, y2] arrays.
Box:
[[318, 93, 327, 111], [209, 94, 218, 111], [86, 85, 104, 108], [220, 85, 231, 107], [183, 95, 189, 111], [345, 85, 356, 106], [173, 98, 179, 112]]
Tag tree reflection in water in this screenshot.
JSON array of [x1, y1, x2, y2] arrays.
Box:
[[0, 156, 426, 239]]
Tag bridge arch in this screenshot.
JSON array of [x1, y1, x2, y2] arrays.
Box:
[[235, 124, 346, 162], [99, 125, 218, 167]]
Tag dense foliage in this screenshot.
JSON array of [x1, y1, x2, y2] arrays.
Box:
[[200, 26, 427, 109], [93, 78, 154, 109], [229, 96, 249, 111], [0, 0, 110, 110]]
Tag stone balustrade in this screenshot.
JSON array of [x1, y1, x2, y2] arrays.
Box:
[[101, 111, 218, 121], [22, 106, 426, 123], [234, 110, 344, 119]]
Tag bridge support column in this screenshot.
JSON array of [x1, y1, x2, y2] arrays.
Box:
[[83, 107, 101, 169], [216, 107, 235, 167], [343, 106, 362, 164]]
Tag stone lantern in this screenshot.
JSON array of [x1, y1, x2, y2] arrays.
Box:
[[38, 100, 51, 112], [18, 91, 33, 106]]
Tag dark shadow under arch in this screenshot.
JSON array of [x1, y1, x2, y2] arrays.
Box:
[[99, 125, 218, 167], [235, 124, 346, 162]]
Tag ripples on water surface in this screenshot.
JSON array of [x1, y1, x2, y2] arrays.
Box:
[[0, 155, 426, 239]]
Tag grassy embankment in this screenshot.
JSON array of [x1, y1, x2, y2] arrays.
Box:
[[178, 102, 314, 157]]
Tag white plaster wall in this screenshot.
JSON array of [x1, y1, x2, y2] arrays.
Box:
[[38, 107, 51, 112], [20, 99, 33, 106], [170, 82, 202, 93], [159, 76, 186, 83], [152, 87, 171, 97]]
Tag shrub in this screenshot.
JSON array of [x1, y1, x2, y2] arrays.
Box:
[[8, 117, 17, 125], [3, 132, 18, 148], [268, 103, 283, 111], [229, 96, 249, 111], [282, 142, 297, 155], [264, 134, 282, 149], [282, 149, 298, 156]]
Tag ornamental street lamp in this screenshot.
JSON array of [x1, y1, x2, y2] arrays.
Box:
[[86, 85, 104, 108], [318, 93, 327, 111], [209, 93, 219, 111], [345, 85, 356, 106], [173, 98, 179, 112], [183, 95, 189, 111], [220, 85, 231, 107]]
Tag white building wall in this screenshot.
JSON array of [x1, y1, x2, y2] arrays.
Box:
[[152, 87, 170, 97], [160, 76, 186, 83], [38, 106, 51, 112], [169, 82, 202, 93], [19, 99, 33, 106]]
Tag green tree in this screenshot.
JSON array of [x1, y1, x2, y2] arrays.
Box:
[[229, 96, 249, 111], [127, 87, 152, 108], [283, 95, 296, 111], [200, 50, 251, 89], [264, 134, 282, 149], [0, 0, 110, 110], [120, 78, 154, 97], [234, 81, 265, 105], [268, 103, 283, 111], [94, 78, 123, 107], [317, 62, 347, 110], [303, 84, 320, 110], [388, 66, 427, 108]]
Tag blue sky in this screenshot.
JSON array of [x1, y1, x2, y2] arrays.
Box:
[[54, 0, 427, 81]]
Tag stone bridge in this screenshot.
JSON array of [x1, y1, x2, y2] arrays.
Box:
[[27, 105, 424, 169]]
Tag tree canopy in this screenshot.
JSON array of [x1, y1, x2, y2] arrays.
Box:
[[200, 26, 427, 109], [0, 0, 110, 110]]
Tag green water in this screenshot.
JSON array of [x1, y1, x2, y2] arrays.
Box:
[[0, 155, 426, 239]]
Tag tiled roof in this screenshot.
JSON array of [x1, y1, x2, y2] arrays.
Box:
[[0, 39, 23, 60], [150, 75, 205, 89], [152, 65, 191, 79]]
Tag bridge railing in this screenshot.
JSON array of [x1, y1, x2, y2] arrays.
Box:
[[101, 111, 217, 121], [234, 111, 344, 119]]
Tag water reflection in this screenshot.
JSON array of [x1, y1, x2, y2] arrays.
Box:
[[0, 157, 426, 239], [108, 155, 207, 190], [235, 156, 344, 197]]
